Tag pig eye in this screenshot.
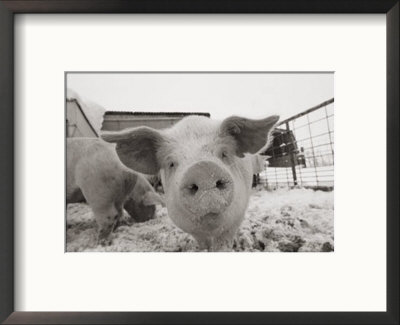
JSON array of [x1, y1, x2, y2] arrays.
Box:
[[164, 157, 177, 171], [218, 149, 232, 164], [220, 150, 229, 160]]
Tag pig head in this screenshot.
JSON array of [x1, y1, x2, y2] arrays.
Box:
[[124, 174, 164, 223], [102, 115, 279, 251]]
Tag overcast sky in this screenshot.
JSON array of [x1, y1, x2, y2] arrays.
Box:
[[67, 73, 333, 121]]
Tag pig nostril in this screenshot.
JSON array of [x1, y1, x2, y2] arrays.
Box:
[[188, 184, 199, 195], [216, 180, 226, 190]]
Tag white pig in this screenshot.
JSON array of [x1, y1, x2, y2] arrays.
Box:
[[66, 138, 164, 244], [102, 115, 279, 251]]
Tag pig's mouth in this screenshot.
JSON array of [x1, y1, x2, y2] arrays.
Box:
[[196, 212, 222, 230], [200, 212, 219, 220]]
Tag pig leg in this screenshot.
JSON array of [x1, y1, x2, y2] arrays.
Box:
[[78, 181, 122, 245], [213, 237, 235, 252], [193, 236, 217, 251], [93, 205, 120, 246], [194, 234, 235, 252], [114, 204, 128, 229], [213, 229, 237, 251], [97, 224, 114, 246], [81, 190, 119, 245], [195, 237, 212, 251]]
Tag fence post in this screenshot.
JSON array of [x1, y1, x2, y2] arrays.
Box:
[[286, 122, 298, 186]]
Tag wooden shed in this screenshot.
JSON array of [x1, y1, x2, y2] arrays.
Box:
[[66, 99, 98, 137], [101, 111, 211, 131], [66, 89, 105, 138]]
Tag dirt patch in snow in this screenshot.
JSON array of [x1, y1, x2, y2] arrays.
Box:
[[66, 188, 334, 252]]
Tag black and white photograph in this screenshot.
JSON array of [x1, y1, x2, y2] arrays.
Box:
[[1, 5, 394, 322], [66, 72, 334, 252]]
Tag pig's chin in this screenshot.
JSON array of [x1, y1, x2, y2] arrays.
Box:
[[168, 203, 226, 235], [195, 212, 224, 231]]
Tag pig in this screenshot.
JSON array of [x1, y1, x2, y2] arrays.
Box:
[[252, 154, 267, 174], [66, 138, 164, 244], [251, 154, 266, 188], [102, 115, 279, 251]]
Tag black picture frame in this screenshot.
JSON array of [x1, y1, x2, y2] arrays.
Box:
[[0, 1, 398, 324]]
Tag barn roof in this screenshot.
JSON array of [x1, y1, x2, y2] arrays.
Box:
[[104, 111, 210, 117]]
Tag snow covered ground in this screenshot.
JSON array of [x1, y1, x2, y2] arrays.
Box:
[[66, 188, 334, 252]]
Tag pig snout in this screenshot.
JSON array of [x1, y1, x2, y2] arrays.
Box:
[[179, 160, 234, 218]]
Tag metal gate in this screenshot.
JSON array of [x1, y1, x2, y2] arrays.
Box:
[[260, 98, 334, 191]]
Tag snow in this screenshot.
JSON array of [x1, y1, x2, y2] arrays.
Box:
[[66, 188, 334, 252], [67, 88, 106, 135]]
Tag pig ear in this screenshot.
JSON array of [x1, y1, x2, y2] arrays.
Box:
[[220, 115, 279, 157], [142, 191, 165, 206], [101, 127, 164, 175]]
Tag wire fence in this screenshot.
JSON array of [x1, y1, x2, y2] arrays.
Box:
[[258, 98, 334, 191]]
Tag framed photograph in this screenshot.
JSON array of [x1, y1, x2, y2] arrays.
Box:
[[0, 1, 398, 324], [65, 72, 334, 253]]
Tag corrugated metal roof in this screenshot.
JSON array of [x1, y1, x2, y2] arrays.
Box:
[[104, 111, 210, 117]]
